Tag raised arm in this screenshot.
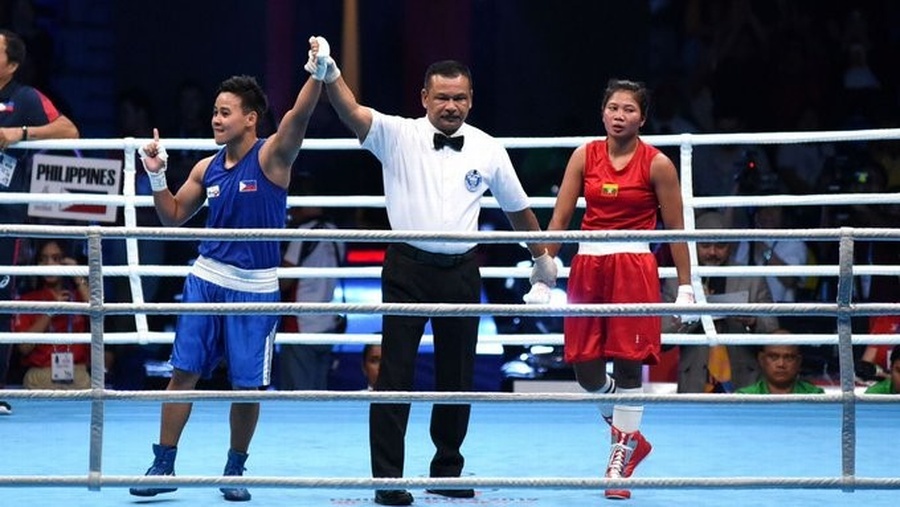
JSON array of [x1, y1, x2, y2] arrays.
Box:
[[258, 69, 324, 188], [306, 36, 373, 141]]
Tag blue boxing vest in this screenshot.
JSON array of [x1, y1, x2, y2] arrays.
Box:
[[198, 139, 286, 270]]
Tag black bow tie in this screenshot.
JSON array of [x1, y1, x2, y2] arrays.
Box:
[[433, 133, 464, 151]]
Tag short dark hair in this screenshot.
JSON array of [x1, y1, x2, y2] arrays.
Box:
[[602, 79, 650, 118], [0, 29, 26, 66], [423, 60, 472, 90], [216, 75, 268, 118], [891, 344, 900, 366]]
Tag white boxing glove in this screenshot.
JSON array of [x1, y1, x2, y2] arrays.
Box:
[[675, 284, 699, 324]]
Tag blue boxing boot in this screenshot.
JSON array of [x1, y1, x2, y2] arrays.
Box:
[[220, 449, 251, 502], [129, 444, 178, 497]]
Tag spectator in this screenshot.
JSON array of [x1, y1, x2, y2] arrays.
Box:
[[773, 107, 835, 196], [0, 29, 80, 415], [12, 239, 90, 389], [278, 174, 345, 390], [663, 211, 779, 393], [737, 344, 824, 394], [361, 343, 382, 390], [864, 344, 900, 395], [772, 106, 835, 230], [690, 107, 777, 228], [731, 205, 809, 304], [857, 337, 893, 385]]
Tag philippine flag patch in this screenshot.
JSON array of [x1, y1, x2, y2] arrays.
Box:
[[0, 102, 14, 113], [239, 180, 257, 192]]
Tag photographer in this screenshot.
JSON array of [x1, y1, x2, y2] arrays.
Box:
[[692, 109, 776, 227]]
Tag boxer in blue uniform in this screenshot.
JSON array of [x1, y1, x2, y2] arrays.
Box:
[[130, 73, 323, 502]]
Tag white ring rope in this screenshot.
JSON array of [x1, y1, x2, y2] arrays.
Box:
[[1, 389, 896, 404], [3, 130, 900, 494], [5, 331, 900, 347], [2, 475, 899, 491]]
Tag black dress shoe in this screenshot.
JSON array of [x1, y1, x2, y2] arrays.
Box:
[[374, 489, 414, 505], [426, 488, 475, 498]]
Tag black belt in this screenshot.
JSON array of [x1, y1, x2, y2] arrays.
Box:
[[393, 243, 476, 268]]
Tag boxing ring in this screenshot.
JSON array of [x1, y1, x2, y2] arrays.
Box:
[[1, 129, 899, 506]]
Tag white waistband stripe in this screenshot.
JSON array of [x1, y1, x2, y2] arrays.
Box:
[[578, 242, 651, 256]]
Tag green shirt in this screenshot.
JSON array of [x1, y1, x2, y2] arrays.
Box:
[[864, 379, 897, 394], [736, 379, 825, 394]]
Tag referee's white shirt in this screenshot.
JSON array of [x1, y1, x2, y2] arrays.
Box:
[[362, 110, 531, 254]]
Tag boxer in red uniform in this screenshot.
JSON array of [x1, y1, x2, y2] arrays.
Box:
[[546, 79, 695, 500]]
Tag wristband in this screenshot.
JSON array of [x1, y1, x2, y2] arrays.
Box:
[[21, 125, 28, 141], [147, 169, 168, 192]]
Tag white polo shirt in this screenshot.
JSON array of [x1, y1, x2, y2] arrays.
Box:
[[362, 110, 530, 254]]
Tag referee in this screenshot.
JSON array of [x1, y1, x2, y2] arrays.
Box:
[[305, 37, 557, 506]]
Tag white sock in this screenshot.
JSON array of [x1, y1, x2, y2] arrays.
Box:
[[590, 374, 616, 422], [611, 387, 644, 433]]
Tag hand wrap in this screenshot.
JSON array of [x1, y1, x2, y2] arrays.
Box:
[[522, 281, 552, 305], [305, 36, 341, 83], [675, 284, 699, 324], [529, 252, 557, 287], [138, 144, 169, 192]]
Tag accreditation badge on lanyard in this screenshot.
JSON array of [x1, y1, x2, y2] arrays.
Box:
[[51, 350, 75, 383], [51, 315, 76, 383], [0, 151, 17, 188]]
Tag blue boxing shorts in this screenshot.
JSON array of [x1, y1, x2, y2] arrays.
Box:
[[171, 273, 278, 388]]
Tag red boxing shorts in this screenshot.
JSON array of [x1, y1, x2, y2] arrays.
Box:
[[564, 252, 661, 365]]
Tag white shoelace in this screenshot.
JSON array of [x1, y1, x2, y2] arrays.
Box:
[[606, 443, 628, 478]]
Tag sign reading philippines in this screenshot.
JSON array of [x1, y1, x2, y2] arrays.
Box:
[[28, 154, 122, 223]]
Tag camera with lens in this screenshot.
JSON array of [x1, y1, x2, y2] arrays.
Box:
[[823, 154, 874, 226], [734, 149, 779, 195]]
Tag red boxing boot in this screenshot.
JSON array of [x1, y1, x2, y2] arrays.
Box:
[[604, 426, 652, 500]]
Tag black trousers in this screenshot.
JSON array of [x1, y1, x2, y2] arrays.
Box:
[[370, 244, 480, 479]]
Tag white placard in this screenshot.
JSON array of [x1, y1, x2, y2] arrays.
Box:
[[28, 154, 122, 223]]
